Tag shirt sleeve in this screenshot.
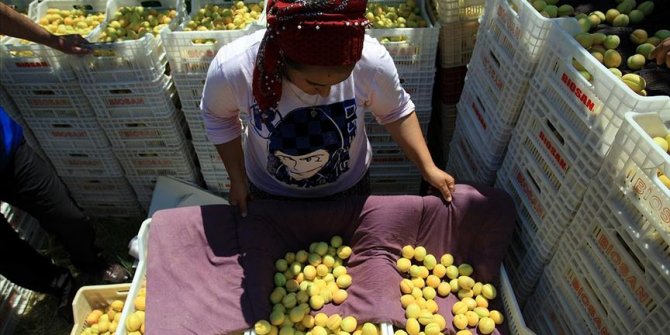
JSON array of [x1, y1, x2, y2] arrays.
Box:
[[200, 56, 243, 145], [366, 48, 416, 125]]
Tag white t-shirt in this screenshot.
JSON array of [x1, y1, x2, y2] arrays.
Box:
[[201, 29, 415, 197]]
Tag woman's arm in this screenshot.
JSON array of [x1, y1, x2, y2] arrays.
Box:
[[215, 137, 250, 217], [0, 2, 91, 54], [384, 112, 456, 202]]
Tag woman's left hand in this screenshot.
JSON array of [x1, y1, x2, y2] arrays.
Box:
[[423, 165, 456, 202]]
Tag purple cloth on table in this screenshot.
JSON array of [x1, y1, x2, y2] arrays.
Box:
[[145, 184, 515, 335]]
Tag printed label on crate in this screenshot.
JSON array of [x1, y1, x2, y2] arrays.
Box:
[[471, 101, 487, 130], [537, 129, 569, 173], [27, 97, 71, 107], [515, 170, 544, 219], [51, 130, 87, 138], [105, 96, 145, 107], [183, 49, 216, 59], [625, 168, 670, 231], [65, 157, 102, 166], [14, 60, 50, 68], [593, 227, 651, 308], [496, 4, 521, 41], [119, 129, 160, 138], [134, 158, 173, 168], [567, 268, 610, 335], [560, 72, 602, 114], [625, 168, 670, 229]]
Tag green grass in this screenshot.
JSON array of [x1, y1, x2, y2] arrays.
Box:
[[13, 217, 143, 335]]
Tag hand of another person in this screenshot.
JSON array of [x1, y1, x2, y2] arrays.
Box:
[[228, 178, 251, 218], [650, 37, 670, 68], [423, 165, 456, 202], [49, 34, 92, 55]]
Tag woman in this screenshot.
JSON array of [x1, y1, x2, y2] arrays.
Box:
[[202, 0, 454, 216]]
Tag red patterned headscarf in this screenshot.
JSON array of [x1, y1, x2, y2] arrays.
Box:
[[252, 0, 369, 111]]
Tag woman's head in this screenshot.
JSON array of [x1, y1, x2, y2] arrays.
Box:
[[253, 0, 369, 109], [284, 57, 355, 96]]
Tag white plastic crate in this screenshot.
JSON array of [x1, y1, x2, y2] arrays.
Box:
[[531, 24, 670, 180], [465, 29, 531, 126], [445, 114, 499, 185], [4, 82, 95, 119], [72, 0, 178, 82], [82, 75, 178, 118], [25, 116, 110, 150], [192, 141, 224, 168], [369, 173, 420, 195], [61, 175, 136, 199], [99, 110, 189, 149], [76, 198, 145, 218], [398, 69, 435, 111], [0, 0, 107, 84], [0, 84, 22, 122], [113, 141, 198, 176], [367, 0, 439, 73], [600, 112, 670, 243], [501, 221, 547, 306], [367, 120, 428, 145], [502, 103, 590, 213], [479, 0, 578, 70], [172, 72, 206, 111], [523, 272, 586, 335], [456, 76, 514, 166], [161, 0, 265, 76], [201, 170, 231, 195], [43, 146, 125, 177], [433, 0, 483, 68], [570, 180, 670, 332], [370, 142, 411, 165], [433, 0, 484, 24], [126, 169, 203, 201], [545, 235, 638, 334], [368, 161, 421, 179]]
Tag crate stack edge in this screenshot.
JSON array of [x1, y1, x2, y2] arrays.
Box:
[[366, 0, 439, 194]]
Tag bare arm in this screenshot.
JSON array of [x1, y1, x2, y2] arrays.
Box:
[[384, 112, 456, 201], [0, 2, 91, 54], [215, 137, 250, 217]]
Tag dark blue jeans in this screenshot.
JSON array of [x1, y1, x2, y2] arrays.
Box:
[[0, 139, 102, 294]]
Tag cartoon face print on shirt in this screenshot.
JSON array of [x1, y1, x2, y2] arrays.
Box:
[[251, 99, 357, 188]]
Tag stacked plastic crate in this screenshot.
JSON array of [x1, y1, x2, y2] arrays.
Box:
[[432, 0, 483, 162], [365, 0, 439, 194], [446, 0, 578, 185], [0, 203, 44, 335], [524, 111, 670, 334], [496, 20, 670, 305], [0, 0, 143, 220], [161, 0, 266, 196], [76, 0, 200, 211]]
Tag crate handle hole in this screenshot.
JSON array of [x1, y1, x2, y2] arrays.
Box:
[[72, 5, 93, 11], [141, 1, 163, 9], [545, 120, 564, 146], [139, 153, 159, 157], [488, 50, 500, 68], [110, 89, 133, 94], [53, 124, 73, 128], [525, 169, 541, 194], [33, 90, 55, 95], [126, 123, 148, 128], [69, 153, 89, 158]]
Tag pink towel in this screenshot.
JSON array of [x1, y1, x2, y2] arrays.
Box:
[[146, 184, 516, 334]]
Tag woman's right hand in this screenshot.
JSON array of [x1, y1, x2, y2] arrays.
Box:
[[228, 177, 251, 218], [650, 37, 670, 68]]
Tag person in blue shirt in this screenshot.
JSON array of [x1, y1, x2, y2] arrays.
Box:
[[0, 2, 128, 322]]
